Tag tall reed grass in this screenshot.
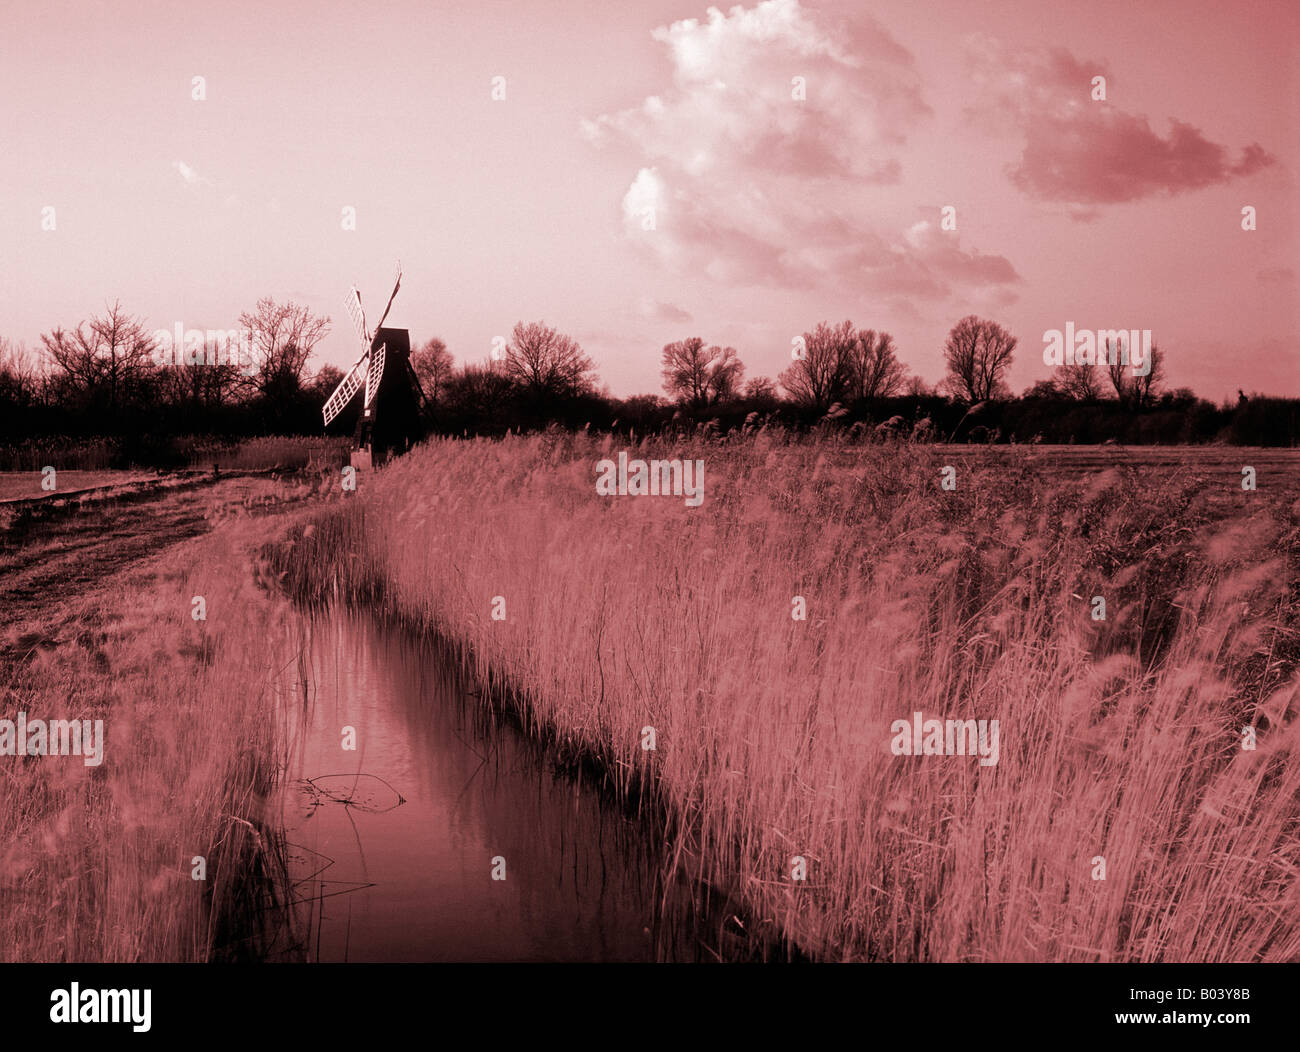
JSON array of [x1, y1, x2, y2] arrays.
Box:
[[182, 435, 349, 471], [0, 506, 303, 961], [0, 437, 118, 471], [281, 431, 1300, 962]]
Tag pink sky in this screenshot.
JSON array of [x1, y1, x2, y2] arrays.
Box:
[[2, 0, 1295, 401]]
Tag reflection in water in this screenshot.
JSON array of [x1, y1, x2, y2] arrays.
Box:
[[278, 607, 705, 962]]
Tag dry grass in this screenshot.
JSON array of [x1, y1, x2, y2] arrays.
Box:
[[0, 437, 118, 472], [181, 435, 349, 471], [281, 430, 1300, 962], [0, 481, 316, 961]]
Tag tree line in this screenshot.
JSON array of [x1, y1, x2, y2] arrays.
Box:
[[2, 301, 1296, 447]]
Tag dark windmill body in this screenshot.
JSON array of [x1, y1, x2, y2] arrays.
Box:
[[322, 261, 428, 469]]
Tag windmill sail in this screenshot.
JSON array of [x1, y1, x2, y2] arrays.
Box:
[[365, 342, 386, 408], [373, 260, 402, 333], [322, 353, 369, 425], [346, 287, 369, 349], [324, 277, 383, 426]]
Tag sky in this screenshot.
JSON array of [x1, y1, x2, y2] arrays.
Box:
[[1, 0, 1296, 401]]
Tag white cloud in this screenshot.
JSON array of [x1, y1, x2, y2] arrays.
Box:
[[585, 0, 1016, 300], [172, 160, 210, 187]]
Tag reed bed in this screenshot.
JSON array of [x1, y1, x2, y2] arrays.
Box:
[[0, 436, 119, 471], [182, 435, 349, 472], [0, 500, 304, 961], [280, 430, 1300, 962]]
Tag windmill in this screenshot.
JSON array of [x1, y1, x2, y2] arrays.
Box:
[[322, 261, 428, 469]]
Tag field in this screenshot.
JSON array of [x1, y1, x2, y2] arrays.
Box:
[[279, 433, 1300, 961], [2, 434, 1298, 963]]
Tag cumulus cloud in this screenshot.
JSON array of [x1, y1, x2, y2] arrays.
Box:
[[583, 0, 927, 177], [584, 0, 1016, 300], [964, 38, 1275, 207]]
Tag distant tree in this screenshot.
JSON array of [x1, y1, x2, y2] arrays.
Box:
[[1105, 335, 1132, 407], [158, 332, 245, 412], [1107, 338, 1164, 409], [160, 361, 231, 413], [40, 301, 158, 412], [942, 315, 1016, 403], [743, 375, 779, 403], [614, 393, 670, 432], [445, 360, 515, 422], [1135, 343, 1165, 409], [904, 374, 934, 398], [0, 337, 40, 409], [1022, 378, 1062, 399], [1058, 359, 1104, 401], [845, 329, 907, 400], [709, 348, 745, 403], [238, 298, 331, 411], [618, 393, 668, 413], [779, 320, 857, 413], [661, 337, 706, 406], [661, 338, 745, 408], [1161, 384, 1196, 407], [504, 321, 595, 399], [411, 337, 454, 405]]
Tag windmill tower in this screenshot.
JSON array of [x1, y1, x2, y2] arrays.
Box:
[[321, 261, 428, 469]]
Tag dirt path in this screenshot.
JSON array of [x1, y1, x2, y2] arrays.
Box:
[[0, 474, 323, 651]]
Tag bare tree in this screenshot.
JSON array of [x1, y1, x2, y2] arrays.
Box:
[[942, 315, 1016, 403], [779, 320, 857, 413], [40, 301, 158, 411], [1107, 338, 1164, 409], [743, 375, 778, 402], [158, 335, 244, 411], [411, 337, 454, 405], [661, 338, 745, 408], [504, 321, 595, 398], [237, 298, 330, 408], [0, 337, 41, 408], [905, 374, 934, 398], [1058, 359, 1104, 401], [661, 337, 707, 405], [1106, 336, 1134, 408], [845, 328, 907, 400], [160, 362, 230, 411], [708, 346, 745, 403], [1135, 342, 1164, 408]]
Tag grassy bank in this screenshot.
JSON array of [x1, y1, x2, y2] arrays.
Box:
[[0, 478, 325, 961], [278, 431, 1300, 962]]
